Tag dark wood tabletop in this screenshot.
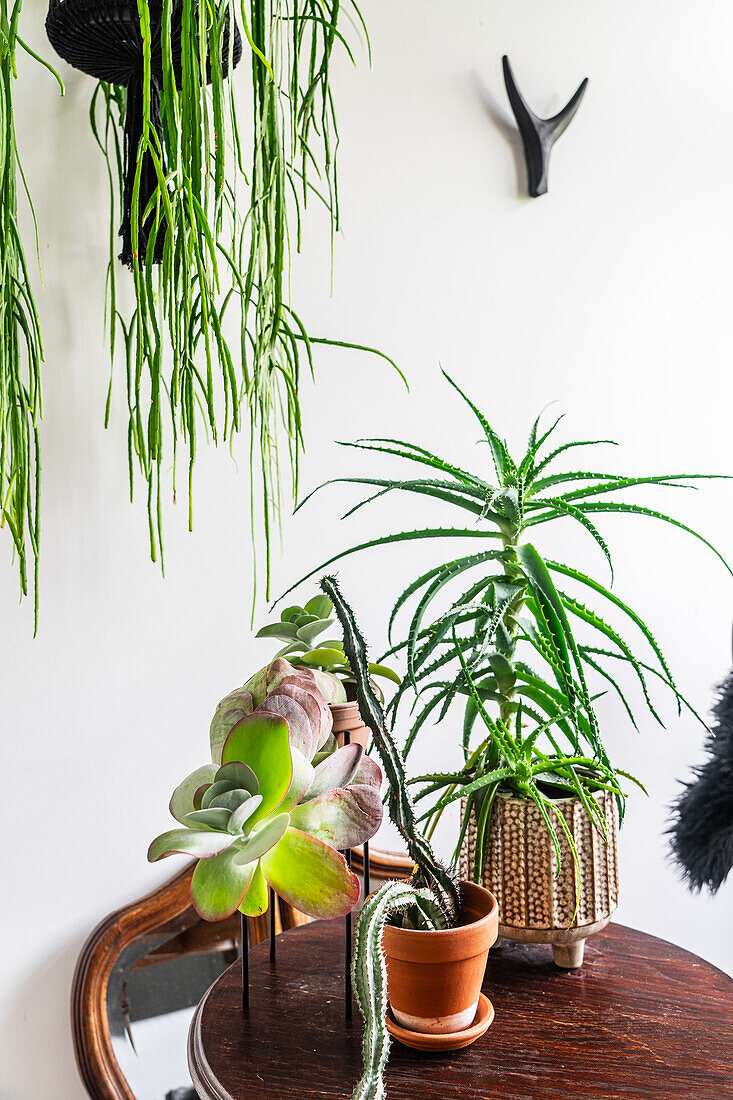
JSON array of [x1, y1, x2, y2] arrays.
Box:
[[188, 918, 733, 1100]]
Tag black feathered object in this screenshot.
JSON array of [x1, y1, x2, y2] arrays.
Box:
[[670, 664, 733, 893], [45, 0, 241, 265]]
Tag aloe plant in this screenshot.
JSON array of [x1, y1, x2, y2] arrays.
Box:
[[410, 633, 642, 884], [286, 374, 731, 816], [256, 592, 400, 701], [149, 657, 384, 919], [1, 0, 63, 625]]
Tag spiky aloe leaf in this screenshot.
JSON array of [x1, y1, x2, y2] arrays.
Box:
[[278, 527, 503, 604], [524, 496, 614, 581], [573, 501, 733, 578], [321, 575, 460, 922], [559, 592, 663, 726], [546, 560, 678, 703], [350, 880, 447, 1100], [440, 369, 513, 483], [337, 437, 491, 492]]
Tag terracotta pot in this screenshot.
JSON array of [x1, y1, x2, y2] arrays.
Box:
[[459, 791, 619, 968], [329, 700, 369, 751], [382, 881, 498, 1035]]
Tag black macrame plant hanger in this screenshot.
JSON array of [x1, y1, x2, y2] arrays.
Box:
[[46, 0, 242, 266]]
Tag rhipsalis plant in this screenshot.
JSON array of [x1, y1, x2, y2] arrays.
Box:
[[1, 1, 62, 626], [256, 591, 400, 700], [286, 373, 732, 881], [51, 0, 399, 596], [321, 574, 460, 922]]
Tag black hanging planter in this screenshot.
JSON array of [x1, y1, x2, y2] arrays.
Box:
[[45, 0, 242, 266]]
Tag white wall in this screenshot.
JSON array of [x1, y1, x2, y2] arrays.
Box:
[[3, 1, 733, 1096]]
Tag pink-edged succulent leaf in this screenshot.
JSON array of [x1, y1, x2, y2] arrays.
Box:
[[309, 668, 347, 704], [228, 794, 263, 834], [232, 813, 290, 864], [276, 678, 333, 751], [257, 693, 314, 759], [243, 658, 302, 707], [184, 807, 232, 831], [209, 788, 254, 813], [201, 780, 234, 809], [222, 713, 293, 825], [169, 764, 218, 824], [190, 846, 258, 920], [279, 747, 315, 812], [148, 828, 236, 862], [288, 784, 383, 850], [260, 827, 360, 919], [239, 861, 269, 916], [303, 743, 363, 802], [216, 761, 259, 794], [209, 688, 255, 765], [352, 753, 384, 790]]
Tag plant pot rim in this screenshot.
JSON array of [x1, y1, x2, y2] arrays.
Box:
[[493, 789, 608, 809], [384, 880, 497, 942]]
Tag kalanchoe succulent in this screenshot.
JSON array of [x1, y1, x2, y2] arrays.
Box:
[[149, 659, 384, 921], [256, 593, 400, 701]]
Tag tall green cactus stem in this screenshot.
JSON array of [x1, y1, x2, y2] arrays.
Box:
[[320, 575, 460, 922], [350, 880, 447, 1100]]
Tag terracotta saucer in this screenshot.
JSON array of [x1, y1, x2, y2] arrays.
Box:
[[385, 993, 494, 1052]]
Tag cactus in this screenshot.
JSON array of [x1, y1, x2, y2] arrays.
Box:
[[351, 881, 448, 1100], [320, 575, 460, 923]]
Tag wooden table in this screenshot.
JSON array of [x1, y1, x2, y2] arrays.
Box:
[[188, 919, 733, 1099]]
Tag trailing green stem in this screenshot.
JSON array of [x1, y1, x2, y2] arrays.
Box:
[[0, 0, 63, 628]]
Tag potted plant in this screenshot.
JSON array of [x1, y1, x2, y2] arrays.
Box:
[[321, 577, 498, 1100], [285, 373, 731, 966], [411, 636, 625, 967], [256, 593, 400, 749], [148, 657, 384, 921]]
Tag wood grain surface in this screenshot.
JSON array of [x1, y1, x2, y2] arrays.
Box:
[[188, 918, 733, 1100]]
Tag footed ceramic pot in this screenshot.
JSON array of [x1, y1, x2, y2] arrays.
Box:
[[382, 881, 498, 1035], [459, 791, 619, 969]]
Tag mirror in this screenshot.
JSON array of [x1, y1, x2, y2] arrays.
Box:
[[107, 914, 239, 1100], [72, 850, 411, 1099]]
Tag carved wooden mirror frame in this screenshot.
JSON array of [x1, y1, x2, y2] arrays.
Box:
[[71, 847, 412, 1100]]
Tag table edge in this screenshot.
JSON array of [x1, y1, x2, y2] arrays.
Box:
[[188, 980, 235, 1100]]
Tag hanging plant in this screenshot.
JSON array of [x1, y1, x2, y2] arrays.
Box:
[[46, 0, 396, 599], [1, 0, 63, 626]]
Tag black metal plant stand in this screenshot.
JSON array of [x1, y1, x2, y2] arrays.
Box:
[[240, 724, 371, 1020]]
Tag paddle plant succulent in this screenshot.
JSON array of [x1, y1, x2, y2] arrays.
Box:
[[148, 657, 383, 920], [256, 592, 400, 701]]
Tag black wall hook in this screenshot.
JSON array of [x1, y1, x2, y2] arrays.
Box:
[[502, 55, 588, 197]]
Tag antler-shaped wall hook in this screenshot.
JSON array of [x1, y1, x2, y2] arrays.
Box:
[[502, 55, 588, 197]]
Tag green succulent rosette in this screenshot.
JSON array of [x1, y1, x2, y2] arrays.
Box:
[[149, 660, 383, 921]]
